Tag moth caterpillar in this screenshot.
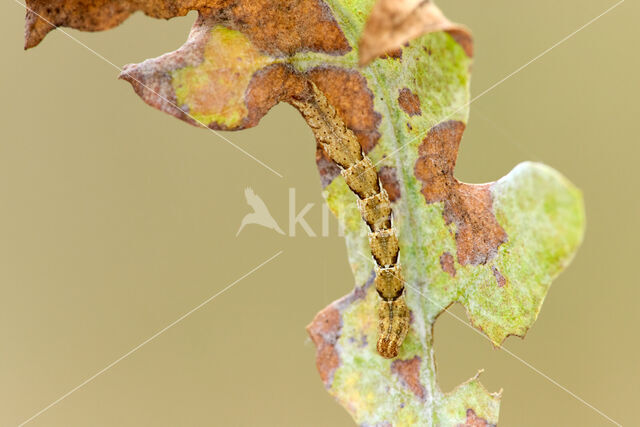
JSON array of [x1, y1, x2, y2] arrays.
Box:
[[291, 82, 409, 358]]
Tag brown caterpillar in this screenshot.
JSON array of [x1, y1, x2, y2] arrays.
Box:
[[291, 82, 409, 358]]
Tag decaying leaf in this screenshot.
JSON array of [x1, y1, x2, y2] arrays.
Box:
[[22, 0, 585, 425], [357, 0, 473, 66]]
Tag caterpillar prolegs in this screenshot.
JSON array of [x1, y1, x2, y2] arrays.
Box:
[[291, 82, 410, 358]]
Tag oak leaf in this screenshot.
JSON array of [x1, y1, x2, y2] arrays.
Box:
[[23, 0, 585, 425]]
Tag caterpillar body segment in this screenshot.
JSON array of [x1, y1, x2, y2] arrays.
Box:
[[369, 229, 399, 266], [377, 297, 410, 358], [342, 157, 380, 198], [358, 192, 392, 231], [292, 82, 409, 358], [294, 81, 363, 169], [375, 265, 404, 300]]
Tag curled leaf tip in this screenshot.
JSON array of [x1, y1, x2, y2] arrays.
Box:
[[358, 0, 473, 66]]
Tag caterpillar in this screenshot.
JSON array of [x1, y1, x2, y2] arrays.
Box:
[[291, 82, 410, 358]]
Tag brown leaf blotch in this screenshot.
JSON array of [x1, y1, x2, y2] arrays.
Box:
[[245, 64, 308, 127], [307, 67, 382, 153], [316, 145, 342, 188], [378, 166, 401, 202], [457, 409, 496, 427], [24, 0, 176, 49], [379, 48, 403, 61], [446, 28, 474, 58], [216, 0, 351, 56], [307, 305, 342, 387], [440, 252, 456, 277], [492, 266, 507, 287], [25, 0, 351, 56], [398, 88, 422, 116], [414, 121, 507, 266], [391, 356, 426, 400]]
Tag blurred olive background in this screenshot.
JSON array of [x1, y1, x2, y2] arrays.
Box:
[[0, 1, 637, 426]]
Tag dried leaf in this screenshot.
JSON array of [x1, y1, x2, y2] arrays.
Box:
[[358, 0, 473, 66], [23, 1, 585, 425]]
